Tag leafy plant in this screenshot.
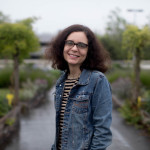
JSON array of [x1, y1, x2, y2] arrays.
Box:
[[140, 70, 150, 88], [19, 78, 37, 101], [0, 95, 11, 117], [0, 67, 12, 88], [142, 90, 150, 113], [119, 100, 142, 125], [106, 67, 132, 83], [5, 118, 15, 126]]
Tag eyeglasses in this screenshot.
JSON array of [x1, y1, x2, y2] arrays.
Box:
[[65, 40, 88, 49]]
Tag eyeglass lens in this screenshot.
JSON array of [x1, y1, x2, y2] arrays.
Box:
[[65, 40, 88, 49]]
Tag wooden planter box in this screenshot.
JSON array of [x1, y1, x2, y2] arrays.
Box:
[[0, 106, 21, 145]]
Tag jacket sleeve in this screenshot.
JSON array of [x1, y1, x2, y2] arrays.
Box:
[[90, 75, 112, 150]]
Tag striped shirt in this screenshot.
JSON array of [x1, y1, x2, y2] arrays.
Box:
[[57, 78, 79, 150]]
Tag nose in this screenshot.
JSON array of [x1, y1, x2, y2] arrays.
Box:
[[71, 44, 78, 51]]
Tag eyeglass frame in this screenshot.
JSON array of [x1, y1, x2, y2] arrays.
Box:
[[64, 40, 88, 49]]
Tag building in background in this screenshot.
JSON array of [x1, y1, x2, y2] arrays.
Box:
[[30, 33, 52, 59]]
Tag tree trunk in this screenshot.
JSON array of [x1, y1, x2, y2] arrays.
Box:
[[13, 48, 19, 106], [133, 48, 141, 104]]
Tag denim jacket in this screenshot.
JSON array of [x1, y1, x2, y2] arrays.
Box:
[[52, 69, 112, 150]]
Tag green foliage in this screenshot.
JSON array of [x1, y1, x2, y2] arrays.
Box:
[[106, 63, 132, 83], [17, 17, 38, 29], [19, 79, 37, 101], [119, 100, 142, 125], [0, 64, 60, 89], [140, 70, 150, 89], [0, 16, 40, 105], [0, 23, 40, 61], [142, 44, 150, 60], [107, 62, 150, 88], [145, 99, 150, 114], [20, 67, 59, 89], [122, 25, 150, 58], [19, 68, 60, 101], [5, 118, 15, 126], [142, 90, 150, 113], [0, 95, 11, 117], [99, 8, 128, 60], [0, 67, 12, 88], [100, 34, 127, 60], [0, 65, 60, 116]]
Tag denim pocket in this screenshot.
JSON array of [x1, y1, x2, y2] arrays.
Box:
[[72, 95, 89, 114]]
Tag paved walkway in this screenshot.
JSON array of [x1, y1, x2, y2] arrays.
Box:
[[108, 109, 150, 150]]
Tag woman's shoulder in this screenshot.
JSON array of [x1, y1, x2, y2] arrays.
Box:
[[90, 70, 111, 91], [89, 70, 110, 85], [90, 70, 106, 79]]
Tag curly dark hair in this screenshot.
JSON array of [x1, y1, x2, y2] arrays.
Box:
[[45, 24, 111, 73]]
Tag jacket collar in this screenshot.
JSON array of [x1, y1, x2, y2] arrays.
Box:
[[57, 69, 91, 86], [78, 69, 91, 85]]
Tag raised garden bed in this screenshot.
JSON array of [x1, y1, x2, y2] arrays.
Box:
[[0, 105, 21, 145]]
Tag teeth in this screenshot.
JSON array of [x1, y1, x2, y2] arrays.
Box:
[[69, 54, 78, 57]]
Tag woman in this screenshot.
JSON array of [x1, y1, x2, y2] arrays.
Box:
[[46, 24, 112, 150]]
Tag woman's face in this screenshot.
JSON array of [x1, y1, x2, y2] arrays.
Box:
[[63, 32, 88, 69]]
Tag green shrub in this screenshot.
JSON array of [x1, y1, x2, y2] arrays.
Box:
[[5, 118, 15, 126], [106, 69, 132, 83], [112, 62, 124, 70], [0, 63, 60, 89], [119, 100, 142, 125], [145, 99, 150, 113], [140, 70, 150, 88], [0, 67, 12, 88], [20, 66, 60, 89], [19, 79, 37, 101], [19, 89, 35, 101], [142, 90, 150, 113], [0, 95, 11, 117]]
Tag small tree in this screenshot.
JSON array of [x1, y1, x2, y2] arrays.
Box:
[[122, 25, 150, 104], [0, 21, 39, 105], [101, 8, 128, 60]]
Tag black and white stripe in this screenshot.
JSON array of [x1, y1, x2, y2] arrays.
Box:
[[57, 78, 79, 150]]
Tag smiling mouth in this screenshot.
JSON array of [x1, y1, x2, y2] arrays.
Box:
[[69, 54, 79, 58]]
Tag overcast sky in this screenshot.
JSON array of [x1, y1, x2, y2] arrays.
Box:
[[0, 0, 150, 35]]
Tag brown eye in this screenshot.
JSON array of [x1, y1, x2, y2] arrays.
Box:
[[65, 40, 74, 47], [77, 42, 88, 49], [65, 40, 88, 49]]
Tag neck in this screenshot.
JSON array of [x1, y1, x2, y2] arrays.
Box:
[[68, 66, 81, 79]]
